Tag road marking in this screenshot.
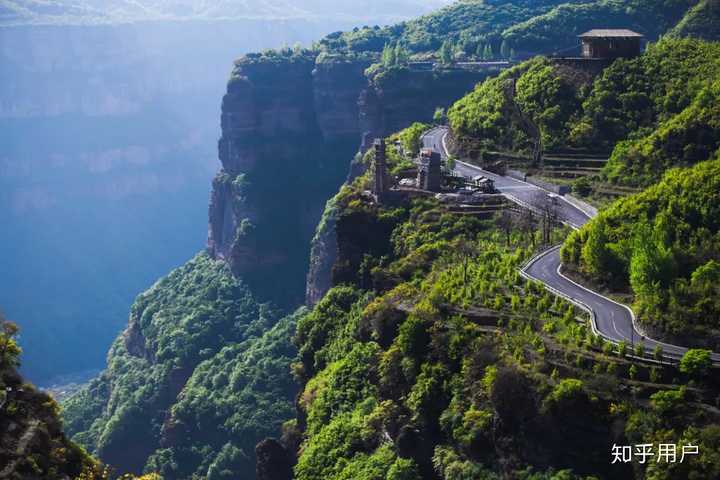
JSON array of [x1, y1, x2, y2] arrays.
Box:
[[426, 128, 719, 363]]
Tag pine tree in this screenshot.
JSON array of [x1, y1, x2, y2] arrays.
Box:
[[439, 40, 453, 65], [500, 40, 510, 59], [475, 42, 485, 60], [395, 43, 409, 65], [483, 44, 493, 60]]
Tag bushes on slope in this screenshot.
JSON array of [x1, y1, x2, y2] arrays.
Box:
[[562, 157, 720, 344], [63, 254, 298, 479]]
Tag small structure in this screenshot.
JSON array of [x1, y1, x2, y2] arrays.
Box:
[[472, 175, 495, 193], [579, 29, 643, 59], [417, 148, 442, 192], [372, 138, 391, 202]]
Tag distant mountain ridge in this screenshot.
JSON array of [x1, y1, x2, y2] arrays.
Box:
[[0, 0, 453, 26]]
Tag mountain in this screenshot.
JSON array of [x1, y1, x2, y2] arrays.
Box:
[[0, 0, 453, 26], [0, 3, 458, 386], [278, 123, 720, 480], [446, 37, 720, 198], [62, 255, 300, 478], [59, 0, 720, 479], [669, 0, 720, 41]]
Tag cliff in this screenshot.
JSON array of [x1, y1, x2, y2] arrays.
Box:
[[207, 51, 367, 308], [206, 50, 491, 307]]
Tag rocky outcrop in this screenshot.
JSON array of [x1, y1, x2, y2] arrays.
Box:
[[305, 65, 496, 305], [359, 67, 496, 149], [205, 51, 496, 308], [313, 56, 374, 142], [305, 197, 339, 305], [207, 53, 366, 307]]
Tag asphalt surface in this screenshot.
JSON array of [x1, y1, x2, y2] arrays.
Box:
[[422, 126, 720, 363], [422, 126, 589, 228]]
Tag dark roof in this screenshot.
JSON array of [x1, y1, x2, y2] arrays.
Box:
[[579, 29, 644, 38]]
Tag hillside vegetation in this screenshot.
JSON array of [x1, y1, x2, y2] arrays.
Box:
[[0, 315, 102, 479], [282, 139, 720, 480], [62, 255, 299, 479], [0, 314, 167, 479], [668, 0, 720, 41], [562, 157, 720, 349], [55, 1, 720, 479], [448, 37, 720, 187], [321, 0, 694, 60]]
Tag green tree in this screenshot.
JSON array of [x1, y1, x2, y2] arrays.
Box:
[[439, 40, 453, 65], [500, 39, 511, 59], [679, 349, 712, 378], [0, 315, 20, 367], [653, 345, 664, 361], [387, 458, 421, 480], [395, 43, 409, 65], [629, 220, 675, 299], [580, 216, 622, 281], [382, 43, 396, 67], [475, 41, 485, 60], [433, 107, 446, 125], [617, 340, 628, 357], [483, 44, 493, 60]]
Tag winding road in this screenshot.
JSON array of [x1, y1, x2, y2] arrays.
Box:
[[422, 126, 720, 364]]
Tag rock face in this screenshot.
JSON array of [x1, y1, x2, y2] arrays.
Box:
[[305, 197, 339, 305], [305, 65, 496, 305], [205, 51, 495, 308], [207, 53, 368, 307], [359, 67, 495, 146]]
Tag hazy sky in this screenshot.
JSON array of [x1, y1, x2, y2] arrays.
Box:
[[0, 0, 459, 385], [1, 0, 455, 26]]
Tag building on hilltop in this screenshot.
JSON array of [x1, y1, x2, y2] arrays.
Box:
[[579, 29, 644, 59]]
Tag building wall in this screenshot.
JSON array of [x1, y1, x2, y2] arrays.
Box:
[[582, 38, 641, 59]]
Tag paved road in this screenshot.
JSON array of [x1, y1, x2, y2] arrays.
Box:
[[422, 126, 720, 363], [422, 126, 589, 228]]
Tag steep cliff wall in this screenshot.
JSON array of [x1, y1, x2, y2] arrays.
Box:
[[207, 52, 370, 308], [359, 67, 500, 148], [207, 48, 494, 308], [306, 65, 496, 305]]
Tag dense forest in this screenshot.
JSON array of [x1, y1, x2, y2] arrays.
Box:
[[62, 256, 299, 478], [280, 132, 720, 480], [318, 0, 695, 60]]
